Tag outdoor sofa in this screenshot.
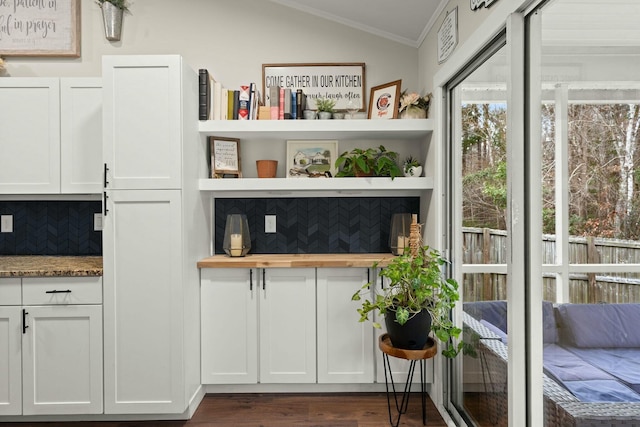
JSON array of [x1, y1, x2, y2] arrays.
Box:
[[463, 301, 640, 426]]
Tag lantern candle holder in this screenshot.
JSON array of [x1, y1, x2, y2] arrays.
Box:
[[223, 214, 251, 257], [389, 213, 414, 256]]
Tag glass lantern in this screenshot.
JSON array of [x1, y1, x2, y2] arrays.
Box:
[[223, 214, 251, 257], [389, 213, 413, 255]]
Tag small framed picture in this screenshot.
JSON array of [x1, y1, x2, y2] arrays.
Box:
[[286, 140, 338, 178], [368, 80, 402, 120], [209, 137, 242, 178]]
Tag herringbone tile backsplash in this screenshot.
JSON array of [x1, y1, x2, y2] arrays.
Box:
[[0, 201, 102, 256], [215, 197, 420, 254]]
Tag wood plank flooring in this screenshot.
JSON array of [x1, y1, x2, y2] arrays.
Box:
[[4, 393, 448, 427]]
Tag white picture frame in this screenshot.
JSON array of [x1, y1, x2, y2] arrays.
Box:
[[286, 140, 338, 178]]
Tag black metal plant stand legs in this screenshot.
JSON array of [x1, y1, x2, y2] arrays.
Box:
[[382, 353, 428, 426]]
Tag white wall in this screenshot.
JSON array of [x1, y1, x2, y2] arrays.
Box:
[[1, 0, 419, 100]]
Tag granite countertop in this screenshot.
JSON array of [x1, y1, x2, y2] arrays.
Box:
[[197, 253, 397, 268], [0, 256, 103, 278]]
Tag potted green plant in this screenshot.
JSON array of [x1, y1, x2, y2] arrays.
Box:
[[315, 98, 336, 119], [352, 244, 464, 358], [403, 155, 423, 177], [335, 145, 402, 178], [96, 0, 130, 41]]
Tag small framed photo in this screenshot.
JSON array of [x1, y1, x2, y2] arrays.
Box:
[[368, 80, 402, 120], [286, 140, 338, 178], [209, 137, 242, 178]]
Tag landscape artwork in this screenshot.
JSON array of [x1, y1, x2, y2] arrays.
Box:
[[286, 140, 338, 178]]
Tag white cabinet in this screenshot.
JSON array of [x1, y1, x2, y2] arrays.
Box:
[[102, 55, 184, 190], [0, 277, 103, 416], [0, 279, 22, 415], [22, 305, 103, 415], [0, 78, 102, 195], [102, 55, 209, 415], [201, 267, 316, 385], [201, 268, 258, 384], [103, 189, 185, 414], [316, 268, 374, 383], [0, 78, 60, 194], [260, 268, 316, 383], [60, 79, 103, 194]]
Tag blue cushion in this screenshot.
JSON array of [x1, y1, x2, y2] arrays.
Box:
[[464, 300, 508, 333], [543, 301, 559, 344], [543, 344, 613, 382], [556, 304, 640, 348], [562, 380, 640, 402]]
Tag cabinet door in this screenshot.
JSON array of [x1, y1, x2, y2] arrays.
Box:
[[103, 189, 185, 414], [60, 78, 103, 194], [0, 306, 21, 416], [259, 268, 316, 383], [201, 268, 258, 384], [102, 55, 183, 190], [22, 305, 103, 415], [0, 78, 60, 194], [317, 268, 374, 383]]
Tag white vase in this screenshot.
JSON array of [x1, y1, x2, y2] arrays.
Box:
[[400, 106, 427, 119], [404, 166, 423, 177], [318, 111, 332, 120]]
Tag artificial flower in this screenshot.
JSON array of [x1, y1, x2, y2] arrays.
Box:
[[399, 90, 431, 113]]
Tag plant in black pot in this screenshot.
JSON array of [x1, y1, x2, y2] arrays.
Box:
[[351, 217, 464, 358], [334, 145, 402, 178]]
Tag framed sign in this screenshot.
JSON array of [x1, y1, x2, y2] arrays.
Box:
[[286, 140, 338, 178], [262, 63, 366, 111], [209, 137, 242, 178], [0, 0, 80, 57], [368, 80, 401, 120]]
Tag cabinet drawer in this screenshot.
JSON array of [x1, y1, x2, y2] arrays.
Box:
[[0, 278, 22, 305], [22, 277, 102, 305]]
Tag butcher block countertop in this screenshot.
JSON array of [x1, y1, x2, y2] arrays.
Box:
[[197, 253, 397, 268], [0, 256, 103, 278]]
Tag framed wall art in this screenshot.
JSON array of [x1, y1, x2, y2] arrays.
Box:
[[209, 137, 241, 178], [0, 0, 81, 57], [263, 63, 366, 111], [368, 80, 402, 120], [286, 140, 338, 178]]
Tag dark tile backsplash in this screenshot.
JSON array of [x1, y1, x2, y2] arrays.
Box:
[[215, 197, 420, 254], [0, 201, 102, 256]]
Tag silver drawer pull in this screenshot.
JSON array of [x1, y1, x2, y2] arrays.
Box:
[[45, 289, 72, 294]]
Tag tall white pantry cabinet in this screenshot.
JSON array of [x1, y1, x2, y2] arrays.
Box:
[[101, 55, 210, 414]]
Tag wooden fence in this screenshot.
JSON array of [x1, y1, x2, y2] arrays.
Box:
[[462, 227, 640, 303]]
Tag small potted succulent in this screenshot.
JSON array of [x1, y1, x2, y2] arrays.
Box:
[[403, 155, 423, 177], [315, 98, 336, 119]]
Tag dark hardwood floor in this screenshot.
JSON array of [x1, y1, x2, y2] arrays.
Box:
[[4, 393, 448, 427]]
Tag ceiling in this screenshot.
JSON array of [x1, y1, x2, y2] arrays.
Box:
[[267, 0, 449, 48]]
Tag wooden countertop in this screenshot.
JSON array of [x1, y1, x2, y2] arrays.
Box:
[[197, 253, 397, 268], [0, 256, 103, 278]]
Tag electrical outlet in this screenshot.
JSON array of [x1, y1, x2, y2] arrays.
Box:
[[265, 215, 276, 233], [94, 213, 103, 231], [1, 215, 13, 233]]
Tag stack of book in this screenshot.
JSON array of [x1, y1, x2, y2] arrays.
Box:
[[266, 86, 307, 120], [199, 69, 263, 120]]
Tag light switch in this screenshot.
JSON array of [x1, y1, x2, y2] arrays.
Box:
[[265, 215, 276, 233], [1, 215, 13, 233], [94, 213, 103, 231]]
